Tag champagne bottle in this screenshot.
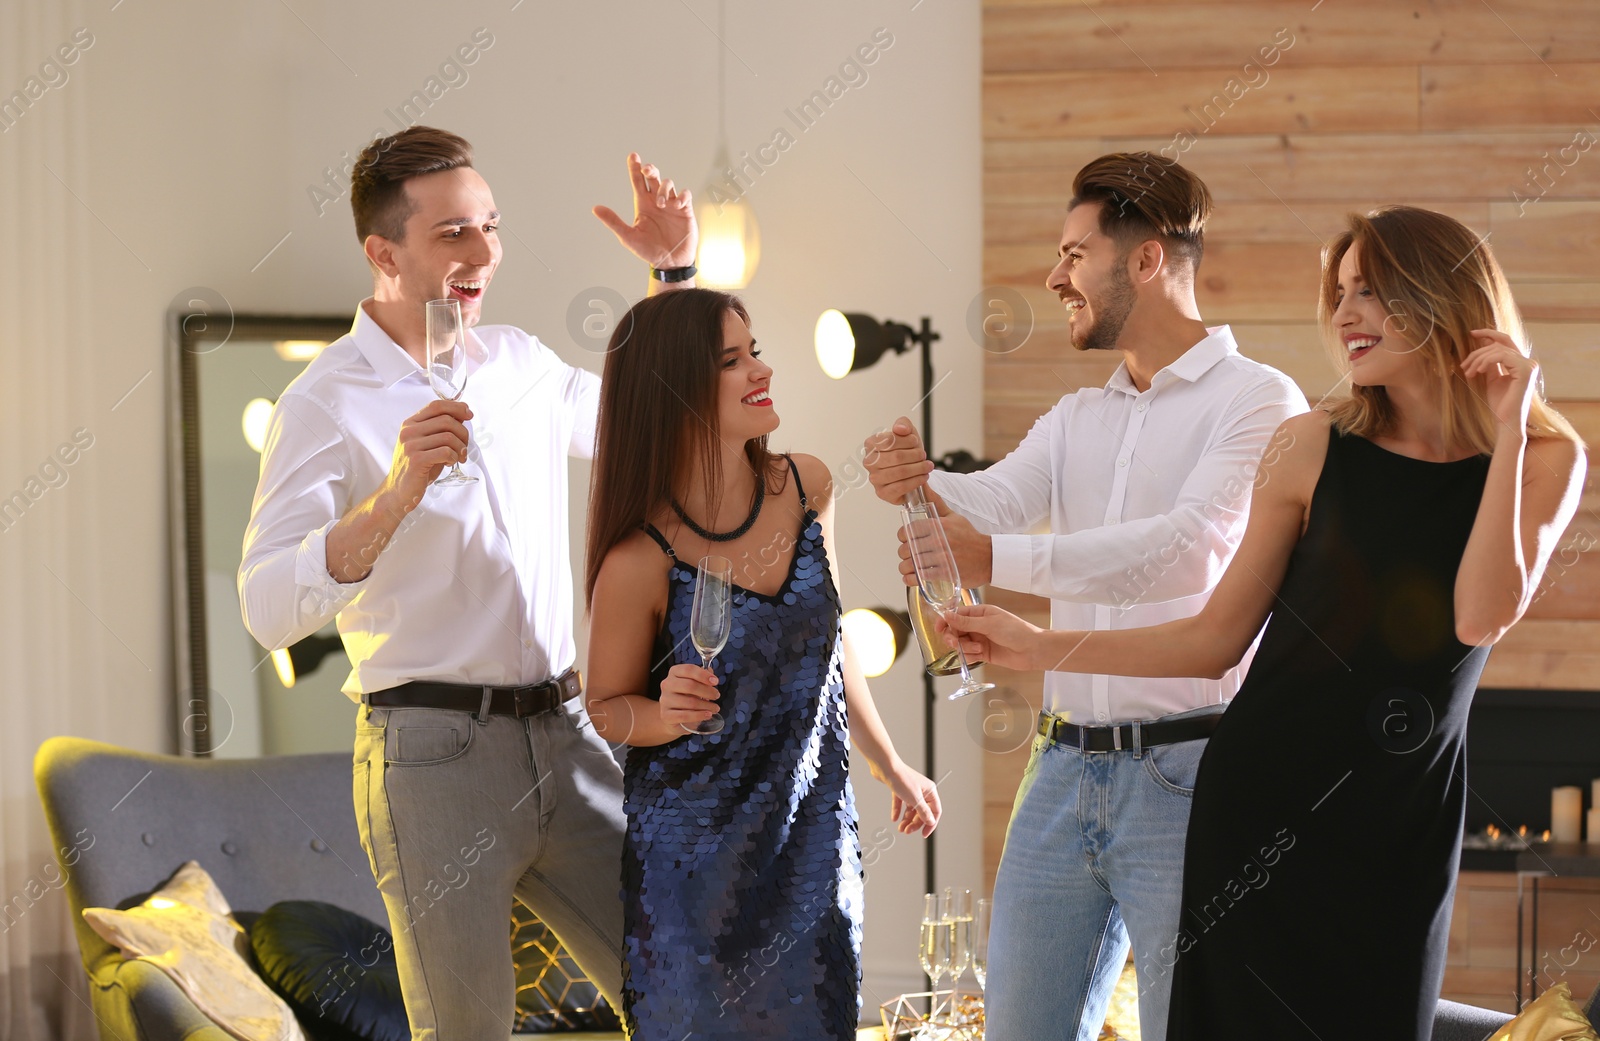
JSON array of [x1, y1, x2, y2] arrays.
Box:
[[903, 486, 985, 676]]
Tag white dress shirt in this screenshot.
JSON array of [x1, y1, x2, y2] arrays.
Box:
[[930, 326, 1308, 724], [239, 301, 597, 698]]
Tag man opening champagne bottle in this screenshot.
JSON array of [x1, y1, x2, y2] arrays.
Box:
[[863, 152, 1307, 1041]]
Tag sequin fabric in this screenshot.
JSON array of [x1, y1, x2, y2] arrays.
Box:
[[622, 477, 863, 1040]]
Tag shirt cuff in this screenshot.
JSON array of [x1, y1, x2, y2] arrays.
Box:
[[294, 520, 366, 616], [990, 534, 1037, 594]]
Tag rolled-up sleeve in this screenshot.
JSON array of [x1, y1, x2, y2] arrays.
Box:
[[238, 393, 368, 651]]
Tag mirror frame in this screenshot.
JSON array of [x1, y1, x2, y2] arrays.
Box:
[[168, 309, 351, 756]]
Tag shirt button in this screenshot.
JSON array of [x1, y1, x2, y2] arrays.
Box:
[[1118, 458, 1128, 467], [1136, 404, 1146, 412], [522, 639, 533, 649], [1097, 713, 1108, 722]]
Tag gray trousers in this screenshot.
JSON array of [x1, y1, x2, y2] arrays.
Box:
[[352, 698, 627, 1041]]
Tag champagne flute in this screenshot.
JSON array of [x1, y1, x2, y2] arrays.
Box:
[[901, 487, 993, 698], [919, 893, 951, 1016], [947, 888, 973, 993], [424, 298, 477, 486], [682, 555, 732, 735], [973, 897, 991, 993]]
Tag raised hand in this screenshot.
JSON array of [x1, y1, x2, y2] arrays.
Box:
[[592, 152, 698, 269], [1462, 329, 1538, 436]]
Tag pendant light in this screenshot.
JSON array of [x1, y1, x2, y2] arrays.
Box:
[[693, 0, 760, 289]]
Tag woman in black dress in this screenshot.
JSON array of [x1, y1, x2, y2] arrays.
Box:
[[943, 206, 1587, 1039]]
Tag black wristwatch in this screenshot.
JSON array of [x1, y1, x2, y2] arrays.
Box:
[[651, 264, 698, 283]]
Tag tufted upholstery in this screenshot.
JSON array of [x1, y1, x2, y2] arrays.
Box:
[[35, 736, 388, 1041]]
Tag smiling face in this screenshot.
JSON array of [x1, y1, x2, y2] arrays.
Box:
[[1330, 241, 1428, 388], [715, 307, 778, 443], [1045, 201, 1137, 352], [382, 167, 502, 328]]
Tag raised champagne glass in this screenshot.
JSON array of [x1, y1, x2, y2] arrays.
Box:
[[424, 297, 477, 486]]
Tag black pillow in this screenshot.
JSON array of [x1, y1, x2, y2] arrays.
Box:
[[250, 901, 408, 1041]]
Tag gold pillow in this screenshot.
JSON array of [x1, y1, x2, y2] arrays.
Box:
[[1491, 983, 1600, 1041], [82, 861, 307, 1041]]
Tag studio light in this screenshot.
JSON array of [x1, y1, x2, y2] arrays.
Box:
[[842, 606, 912, 678], [817, 304, 990, 898], [241, 397, 274, 454], [270, 633, 346, 689], [814, 310, 933, 381]]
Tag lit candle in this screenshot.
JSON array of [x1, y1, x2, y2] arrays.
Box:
[[1592, 779, 1600, 808], [1589, 809, 1600, 845], [1553, 786, 1583, 843]]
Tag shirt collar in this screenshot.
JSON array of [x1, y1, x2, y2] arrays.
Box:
[[349, 299, 489, 389], [351, 300, 423, 389], [1105, 325, 1239, 395]]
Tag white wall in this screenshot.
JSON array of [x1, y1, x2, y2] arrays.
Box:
[[8, 0, 983, 1020]]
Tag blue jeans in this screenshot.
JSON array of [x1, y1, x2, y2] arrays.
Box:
[[985, 713, 1211, 1041]]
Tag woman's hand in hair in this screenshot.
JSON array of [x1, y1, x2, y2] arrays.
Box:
[[658, 662, 720, 729], [1463, 330, 1538, 437]]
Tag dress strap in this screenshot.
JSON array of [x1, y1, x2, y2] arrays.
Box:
[[785, 454, 810, 511], [640, 523, 676, 559]]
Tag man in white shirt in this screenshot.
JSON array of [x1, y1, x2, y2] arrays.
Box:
[[866, 153, 1308, 1040], [239, 126, 697, 1040]]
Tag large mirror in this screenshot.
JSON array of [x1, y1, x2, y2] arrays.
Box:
[[170, 306, 355, 757]]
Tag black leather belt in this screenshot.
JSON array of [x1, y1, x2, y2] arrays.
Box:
[[1037, 710, 1222, 753], [368, 669, 583, 719]]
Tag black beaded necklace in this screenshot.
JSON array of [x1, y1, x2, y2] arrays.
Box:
[[671, 480, 765, 542]]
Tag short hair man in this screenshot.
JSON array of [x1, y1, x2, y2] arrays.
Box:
[[240, 126, 697, 1039], [866, 153, 1308, 1040]]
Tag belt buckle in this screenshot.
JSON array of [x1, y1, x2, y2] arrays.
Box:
[[511, 686, 537, 718]]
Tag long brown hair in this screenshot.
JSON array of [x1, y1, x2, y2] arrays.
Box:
[[584, 288, 784, 605], [1317, 205, 1580, 453]]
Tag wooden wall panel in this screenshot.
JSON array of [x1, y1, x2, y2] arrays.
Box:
[[985, 67, 1418, 139], [986, 134, 1600, 204], [985, 3, 1600, 71], [1422, 66, 1600, 131], [981, 0, 1600, 895]]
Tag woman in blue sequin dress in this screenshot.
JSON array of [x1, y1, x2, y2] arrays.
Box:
[[583, 288, 942, 1040]]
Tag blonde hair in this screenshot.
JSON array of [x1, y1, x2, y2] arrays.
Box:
[[1317, 205, 1580, 452]]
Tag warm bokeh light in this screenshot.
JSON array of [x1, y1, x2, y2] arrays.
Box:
[[695, 194, 761, 289], [274, 339, 326, 362], [241, 397, 274, 453], [814, 309, 856, 380], [843, 607, 900, 678], [270, 647, 296, 688]]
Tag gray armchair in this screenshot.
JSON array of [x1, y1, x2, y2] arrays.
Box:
[[34, 736, 389, 1041]]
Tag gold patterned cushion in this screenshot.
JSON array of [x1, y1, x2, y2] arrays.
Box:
[[1491, 983, 1600, 1041], [82, 861, 307, 1041]]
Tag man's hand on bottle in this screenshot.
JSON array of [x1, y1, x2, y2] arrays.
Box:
[[863, 416, 934, 504]]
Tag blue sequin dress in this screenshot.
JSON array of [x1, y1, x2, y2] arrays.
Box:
[[622, 459, 863, 1040]]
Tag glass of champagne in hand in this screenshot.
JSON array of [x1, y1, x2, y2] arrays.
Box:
[[424, 297, 476, 486], [683, 555, 733, 735], [902, 488, 993, 699]]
